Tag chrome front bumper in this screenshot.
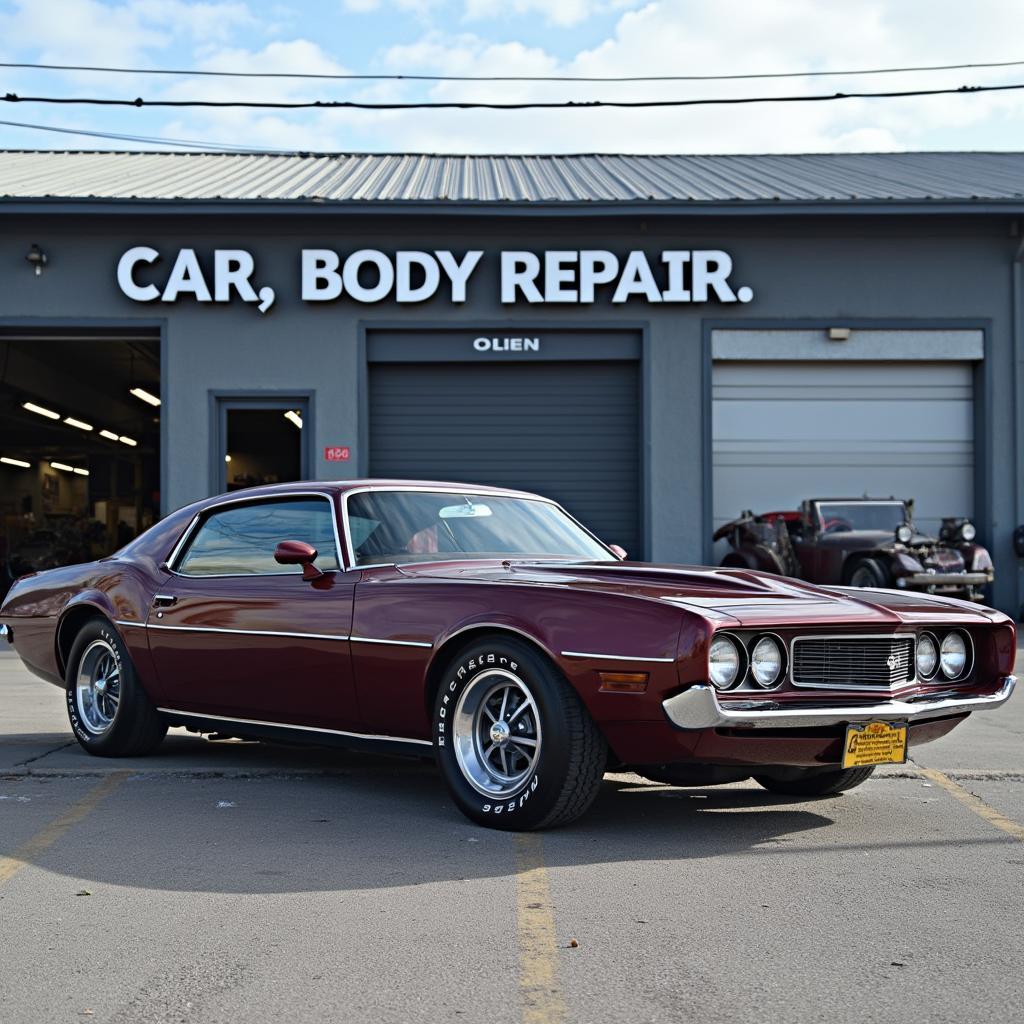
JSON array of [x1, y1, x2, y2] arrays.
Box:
[[896, 571, 992, 589], [662, 676, 1016, 731]]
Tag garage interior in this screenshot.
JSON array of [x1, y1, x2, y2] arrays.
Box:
[[0, 329, 160, 591], [711, 328, 980, 561]]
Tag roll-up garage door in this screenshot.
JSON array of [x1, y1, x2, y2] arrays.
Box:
[[369, 361, 642, 557], [713, 360, 975, 542]]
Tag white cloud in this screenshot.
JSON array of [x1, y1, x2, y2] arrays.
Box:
[[156, 38, 382, 150], [341, 0, 440, 14], [0, 0, 256, 65], [131, 0, 256, 41], [368, 0, 1024, 153], [464, 0, 600, 27], [9, 0, 1024, 155], [343, 0, 630, 24]]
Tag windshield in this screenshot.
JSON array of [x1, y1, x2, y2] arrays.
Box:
[[346, 490, 615, 566], [816, 501, 908, 534]]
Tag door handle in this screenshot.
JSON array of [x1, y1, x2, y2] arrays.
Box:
[[153, 594, 178, 608]]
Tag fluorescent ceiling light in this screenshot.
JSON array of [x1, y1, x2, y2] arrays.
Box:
[[284, 410, 303, 429], [130, 387, 161, 407], [0, 456, 30, 468], [23, 401, 60, 420], [119, 436, 138, 447], [50, 461, 74, 472], [72, 467, 90, 476], [99, 429, 119, 441], [63, 417, 93, 431]]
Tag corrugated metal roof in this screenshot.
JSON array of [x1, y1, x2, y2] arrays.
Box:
[[1, 150, 1023, 205]]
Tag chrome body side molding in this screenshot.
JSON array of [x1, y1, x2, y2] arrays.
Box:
[[561, 650, 676, 664], [156, 707, 433, 746]]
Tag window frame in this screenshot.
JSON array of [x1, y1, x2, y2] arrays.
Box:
[[167, 492, 344, 579]]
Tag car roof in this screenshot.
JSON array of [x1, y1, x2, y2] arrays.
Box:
[[808, 497, 907, 503], [197, 479, 550, 504]]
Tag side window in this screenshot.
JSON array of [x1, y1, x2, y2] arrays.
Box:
[[176, 498, 340, 576]]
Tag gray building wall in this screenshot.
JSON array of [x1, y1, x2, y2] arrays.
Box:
[[1, 210, 1020, 615]]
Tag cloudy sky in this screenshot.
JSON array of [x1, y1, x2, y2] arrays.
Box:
[[1, 0, 1023, 153]]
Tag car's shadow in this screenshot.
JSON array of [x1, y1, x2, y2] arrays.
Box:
[[0, 734, 852, 895]]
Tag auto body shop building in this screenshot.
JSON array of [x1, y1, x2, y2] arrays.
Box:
[[0, 150, 1022, 615]]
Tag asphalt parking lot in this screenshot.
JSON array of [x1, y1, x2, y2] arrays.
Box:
[[2, 645, 1022, 1024]]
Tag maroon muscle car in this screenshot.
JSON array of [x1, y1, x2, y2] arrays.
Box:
[[716, 498, 995, 602], [0, 481, 1016, 830]]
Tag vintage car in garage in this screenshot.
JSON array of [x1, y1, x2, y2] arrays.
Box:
[[0, 481, 1016, 830], [715, 498, 994, 602]]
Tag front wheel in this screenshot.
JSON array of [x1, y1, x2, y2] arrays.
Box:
[[846, 558, 890, 589], [65, 618, 167, 756], [754, 765, 875, 797], [434, 637, 607, 830]]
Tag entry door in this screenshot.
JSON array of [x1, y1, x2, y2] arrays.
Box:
[[214, 395, 311, 495], [146, 495, 359, 730]]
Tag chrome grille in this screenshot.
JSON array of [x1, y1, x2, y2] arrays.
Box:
[[791, 636, 915, 690]]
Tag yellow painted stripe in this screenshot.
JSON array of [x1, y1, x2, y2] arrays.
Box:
[[919, 767, 1024, 842], [0, 772, 130, 885], [515, 833, 567, 1024]]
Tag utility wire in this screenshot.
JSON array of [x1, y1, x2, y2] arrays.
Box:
[[2, 81, 1023, 111], [2, 57, 1024, 83], [0, 117, 280, 152]]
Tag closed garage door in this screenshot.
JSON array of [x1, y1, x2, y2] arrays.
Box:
[[713, 360, 974, 543], [369, 361, 642, 557]]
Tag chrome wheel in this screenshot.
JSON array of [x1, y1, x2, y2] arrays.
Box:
[[452, 669, 542, 798], [74, 639, 121, 736]]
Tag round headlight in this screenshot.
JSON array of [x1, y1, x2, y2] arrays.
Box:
[[959, 522, 976, 542], [750, 636, 783, 688], [939, 631, 968, 679], [708, 634, 742, 690], [916, 633, 938, 680], [896, 523, 913, 544]]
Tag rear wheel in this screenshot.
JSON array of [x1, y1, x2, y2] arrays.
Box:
[[65, 618, 167, 756], [754, 765, 875, 797], [846, 558, 889, 589], [434, 637, 607, 830]]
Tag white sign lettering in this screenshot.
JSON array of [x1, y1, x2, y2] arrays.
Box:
[[117, 246, 277, 312], [117, 247, 753, 313], [473, 336, 541, 353]]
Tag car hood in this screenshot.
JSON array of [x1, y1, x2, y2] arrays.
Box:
[[398, 560, 1004, 627]]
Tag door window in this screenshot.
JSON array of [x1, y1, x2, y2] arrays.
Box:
[[175, 498, 340, 576]]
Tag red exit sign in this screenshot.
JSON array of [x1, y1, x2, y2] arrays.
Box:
[[324, 446, 351, 462]]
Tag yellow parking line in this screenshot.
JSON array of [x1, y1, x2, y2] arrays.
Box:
[[919, 767, 1024, 842], [0, 772, 130, 885], [515, 833, 567, 1024]]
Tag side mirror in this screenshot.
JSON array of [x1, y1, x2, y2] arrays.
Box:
[[609, 544, 628, 560], [274, 540, 324, 581]]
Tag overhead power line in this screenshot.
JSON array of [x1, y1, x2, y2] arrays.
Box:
[[2, 56, 1024, 83], [0, 117, 278, 152], [2, 81, 1023, 112]]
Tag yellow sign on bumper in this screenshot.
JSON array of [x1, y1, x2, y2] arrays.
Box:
[[842, 721, 908, 768]]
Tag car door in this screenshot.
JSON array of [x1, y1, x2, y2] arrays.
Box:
[[145, 493, 359, 730]]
